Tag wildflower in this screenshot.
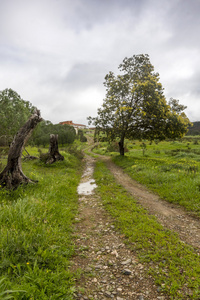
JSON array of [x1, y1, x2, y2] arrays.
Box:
[[26, 262, 29, 265]]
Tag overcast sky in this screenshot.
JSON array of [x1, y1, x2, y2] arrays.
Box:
[[0, 0, 200, 125]]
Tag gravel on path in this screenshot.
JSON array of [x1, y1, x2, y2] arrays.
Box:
[[72, 156, 168, 300]]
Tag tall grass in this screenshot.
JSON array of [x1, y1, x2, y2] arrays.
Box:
[[0, 147, 82, 299]]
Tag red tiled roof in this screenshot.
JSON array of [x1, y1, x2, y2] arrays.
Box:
[[59, 121, 86, 127]]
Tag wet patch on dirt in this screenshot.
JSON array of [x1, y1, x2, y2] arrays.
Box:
[[77, 179, 97, 195]]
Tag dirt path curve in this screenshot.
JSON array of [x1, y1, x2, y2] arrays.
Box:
[[102, 156, 200, 251], [72, 155, 166, 300]]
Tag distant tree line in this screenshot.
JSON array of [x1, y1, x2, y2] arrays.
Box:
[[30, 121, 76, 147]]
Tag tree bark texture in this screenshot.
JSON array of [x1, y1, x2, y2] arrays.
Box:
[[0, 109, 42, 189], [119, 142, 125, 156], [46, 134, 64, 164]]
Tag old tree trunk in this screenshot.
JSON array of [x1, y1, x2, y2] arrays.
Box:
[[0, 109, 42, 189], [118, 133, 125, 156], [46, 134, 64, 164]]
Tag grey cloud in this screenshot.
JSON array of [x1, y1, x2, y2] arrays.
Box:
[[63, 63, 108, 89], [62, 0, 145, 31], [0, 0, 200, 124]]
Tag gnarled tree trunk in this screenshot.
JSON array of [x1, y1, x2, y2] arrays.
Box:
[[46, 134, 64, 164], [0, 109, 42, 189]]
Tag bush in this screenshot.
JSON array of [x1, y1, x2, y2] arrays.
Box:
[[0, 147, 9, 155], [67, 146, 84, 160], [80, 135, 87, 143], [107, 142, 119, 152], [38, 150, 50, 164]]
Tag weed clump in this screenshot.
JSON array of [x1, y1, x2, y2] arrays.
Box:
[[38, 149, 50, 163], [67, 145, 84, 160]]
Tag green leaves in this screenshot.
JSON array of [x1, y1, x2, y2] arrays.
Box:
[[30, 121, 76, 147], [166, 98, 192, 139], [0, 89, 35, 145], [90, 54, 191, 155]]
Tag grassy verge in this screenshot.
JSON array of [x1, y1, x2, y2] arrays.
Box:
[[91, 138, 200, 215], [0, 147, 82, 299], [94, 160, 200, 299], [112, 154, 200, 216]]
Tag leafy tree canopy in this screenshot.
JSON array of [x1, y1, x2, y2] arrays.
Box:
[[0, 88, 35, 145], [88, 54, 192, 155]]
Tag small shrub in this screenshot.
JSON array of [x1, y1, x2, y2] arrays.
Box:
[[164, 150, 171, 155], [40, 153, 50, 163], [193, 140, 199, 145], [187, 164, 198, 174], [160, 165, 171, 172], [154, 150, 161, 154], [196, 182, 200, 191], [37, 149, 50, 163], [67, 146, 84, 160], [107, 142, 119, 152], [170, 149, 181, 156], [0, 147, 9, 155], [127, 144, 134, 149], [80, 135, 87, 143]]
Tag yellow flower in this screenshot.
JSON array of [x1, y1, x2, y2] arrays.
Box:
[[26, 262, 29, 265]]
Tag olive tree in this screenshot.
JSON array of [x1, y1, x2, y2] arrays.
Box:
[[0, 88, 35, 145], [0, 110, 42, 189]]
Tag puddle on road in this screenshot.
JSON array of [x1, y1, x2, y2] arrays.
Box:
[[77, 179, 97, 195]]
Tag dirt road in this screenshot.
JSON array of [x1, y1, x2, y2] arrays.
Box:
[[72, 149, 200, 299], [72, 155, 168, 300]]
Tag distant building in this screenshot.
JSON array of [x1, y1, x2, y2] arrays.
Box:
[[59, 120, 87, 134]]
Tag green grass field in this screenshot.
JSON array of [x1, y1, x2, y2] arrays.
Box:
[[0, 146, 83, 299], [1, 137, 200, 299], [93, 137, 200, 216]]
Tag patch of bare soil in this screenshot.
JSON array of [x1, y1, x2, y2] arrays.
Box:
[[104, 158, 200, 252], [72, 155, 168, 300]]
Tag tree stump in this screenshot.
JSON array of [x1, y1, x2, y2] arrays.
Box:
[[0, 109, 42, 189], [46, 134, 64, 164]]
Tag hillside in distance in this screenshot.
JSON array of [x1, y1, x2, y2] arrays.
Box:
[[186, 121, 200, 136]]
